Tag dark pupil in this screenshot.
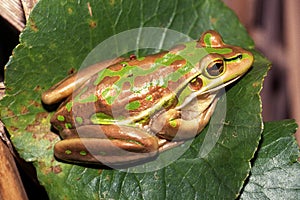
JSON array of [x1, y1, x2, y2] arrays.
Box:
[[207, 62, 224, 76]]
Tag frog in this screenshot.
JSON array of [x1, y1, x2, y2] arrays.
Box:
[[42, 30, 253, 167]]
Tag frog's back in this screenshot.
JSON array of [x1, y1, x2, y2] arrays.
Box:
[[51, 51, 187, 129]]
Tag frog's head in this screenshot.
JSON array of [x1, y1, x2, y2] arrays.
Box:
[[176, 30, 253, 108], [198, 30, 253, 92], [191, 30, 253, 95]]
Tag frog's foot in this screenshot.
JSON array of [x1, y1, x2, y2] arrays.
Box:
[[54, 124, 159, 167]]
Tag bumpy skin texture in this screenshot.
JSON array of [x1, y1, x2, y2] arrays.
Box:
[[42, 30, 253, 166]]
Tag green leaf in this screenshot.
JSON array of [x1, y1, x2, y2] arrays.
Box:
[[241, 120, 300, 200], [0, 0, 270, 199]]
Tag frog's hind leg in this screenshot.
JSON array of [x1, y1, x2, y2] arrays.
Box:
[[42, 57, 124, 104], [54, 124, 159, 167]]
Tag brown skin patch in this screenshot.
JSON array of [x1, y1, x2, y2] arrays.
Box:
[[170, 59, 186, 67], [133, 75, 147, 88], [169, 44, 186, 53], [126, 52, 168, 71], [108, 63, 124, 72], [122, 81, 132, 91], [167, 79, 183, 92], [98, 76, 120, 86]]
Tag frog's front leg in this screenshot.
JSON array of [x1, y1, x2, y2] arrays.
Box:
[[54, 124, 159, 166], [42, 57, 124, 104], [150, 93, 219, 141]]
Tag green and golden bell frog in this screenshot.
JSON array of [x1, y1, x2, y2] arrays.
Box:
[[42, 30, 253, 166]]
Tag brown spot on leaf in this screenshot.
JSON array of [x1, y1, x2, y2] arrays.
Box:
[[68, 67, 76, 75], [36, 112, 49, 121], [28, 127, 41, 136], [29, 18, 38, 32], [43, 132, 58, 142], [29, 100, 41, 108], [5, 109, 15, 118], [252, 81, 260, 87], [21, 106, 29, 115], [89, 20, 97, 29], [210, 17, 217, 24], [52, 165, 62, 174], [105, 175, 111, 181], [26, 112, 52, 138], [34, 85, 41, 91], [10, 126, 19, 132]]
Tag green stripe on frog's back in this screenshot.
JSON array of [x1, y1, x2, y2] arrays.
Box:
[[72, 86, 99, 104], [72, 40, 229, 109], [206, 47, 232, 54], [89, 52, 196, 106], [90, 112, 117, 125], [177, 41, 208, 65], [177, 41, 232, 64], [125, 100, 141, 111]]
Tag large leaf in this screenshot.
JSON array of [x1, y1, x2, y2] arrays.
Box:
[[0, 0, 270, 199], [241, 120, 300, 200]]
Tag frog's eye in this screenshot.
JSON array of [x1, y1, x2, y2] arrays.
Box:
[[206, 59, 224, 77], [199, 54, 226, 78]]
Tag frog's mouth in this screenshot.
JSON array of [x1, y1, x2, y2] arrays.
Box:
[[205, 75, 243, 93]]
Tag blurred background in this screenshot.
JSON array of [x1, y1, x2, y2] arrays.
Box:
[[0, 0, 299, 142], [223, 0, 300, 144]]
